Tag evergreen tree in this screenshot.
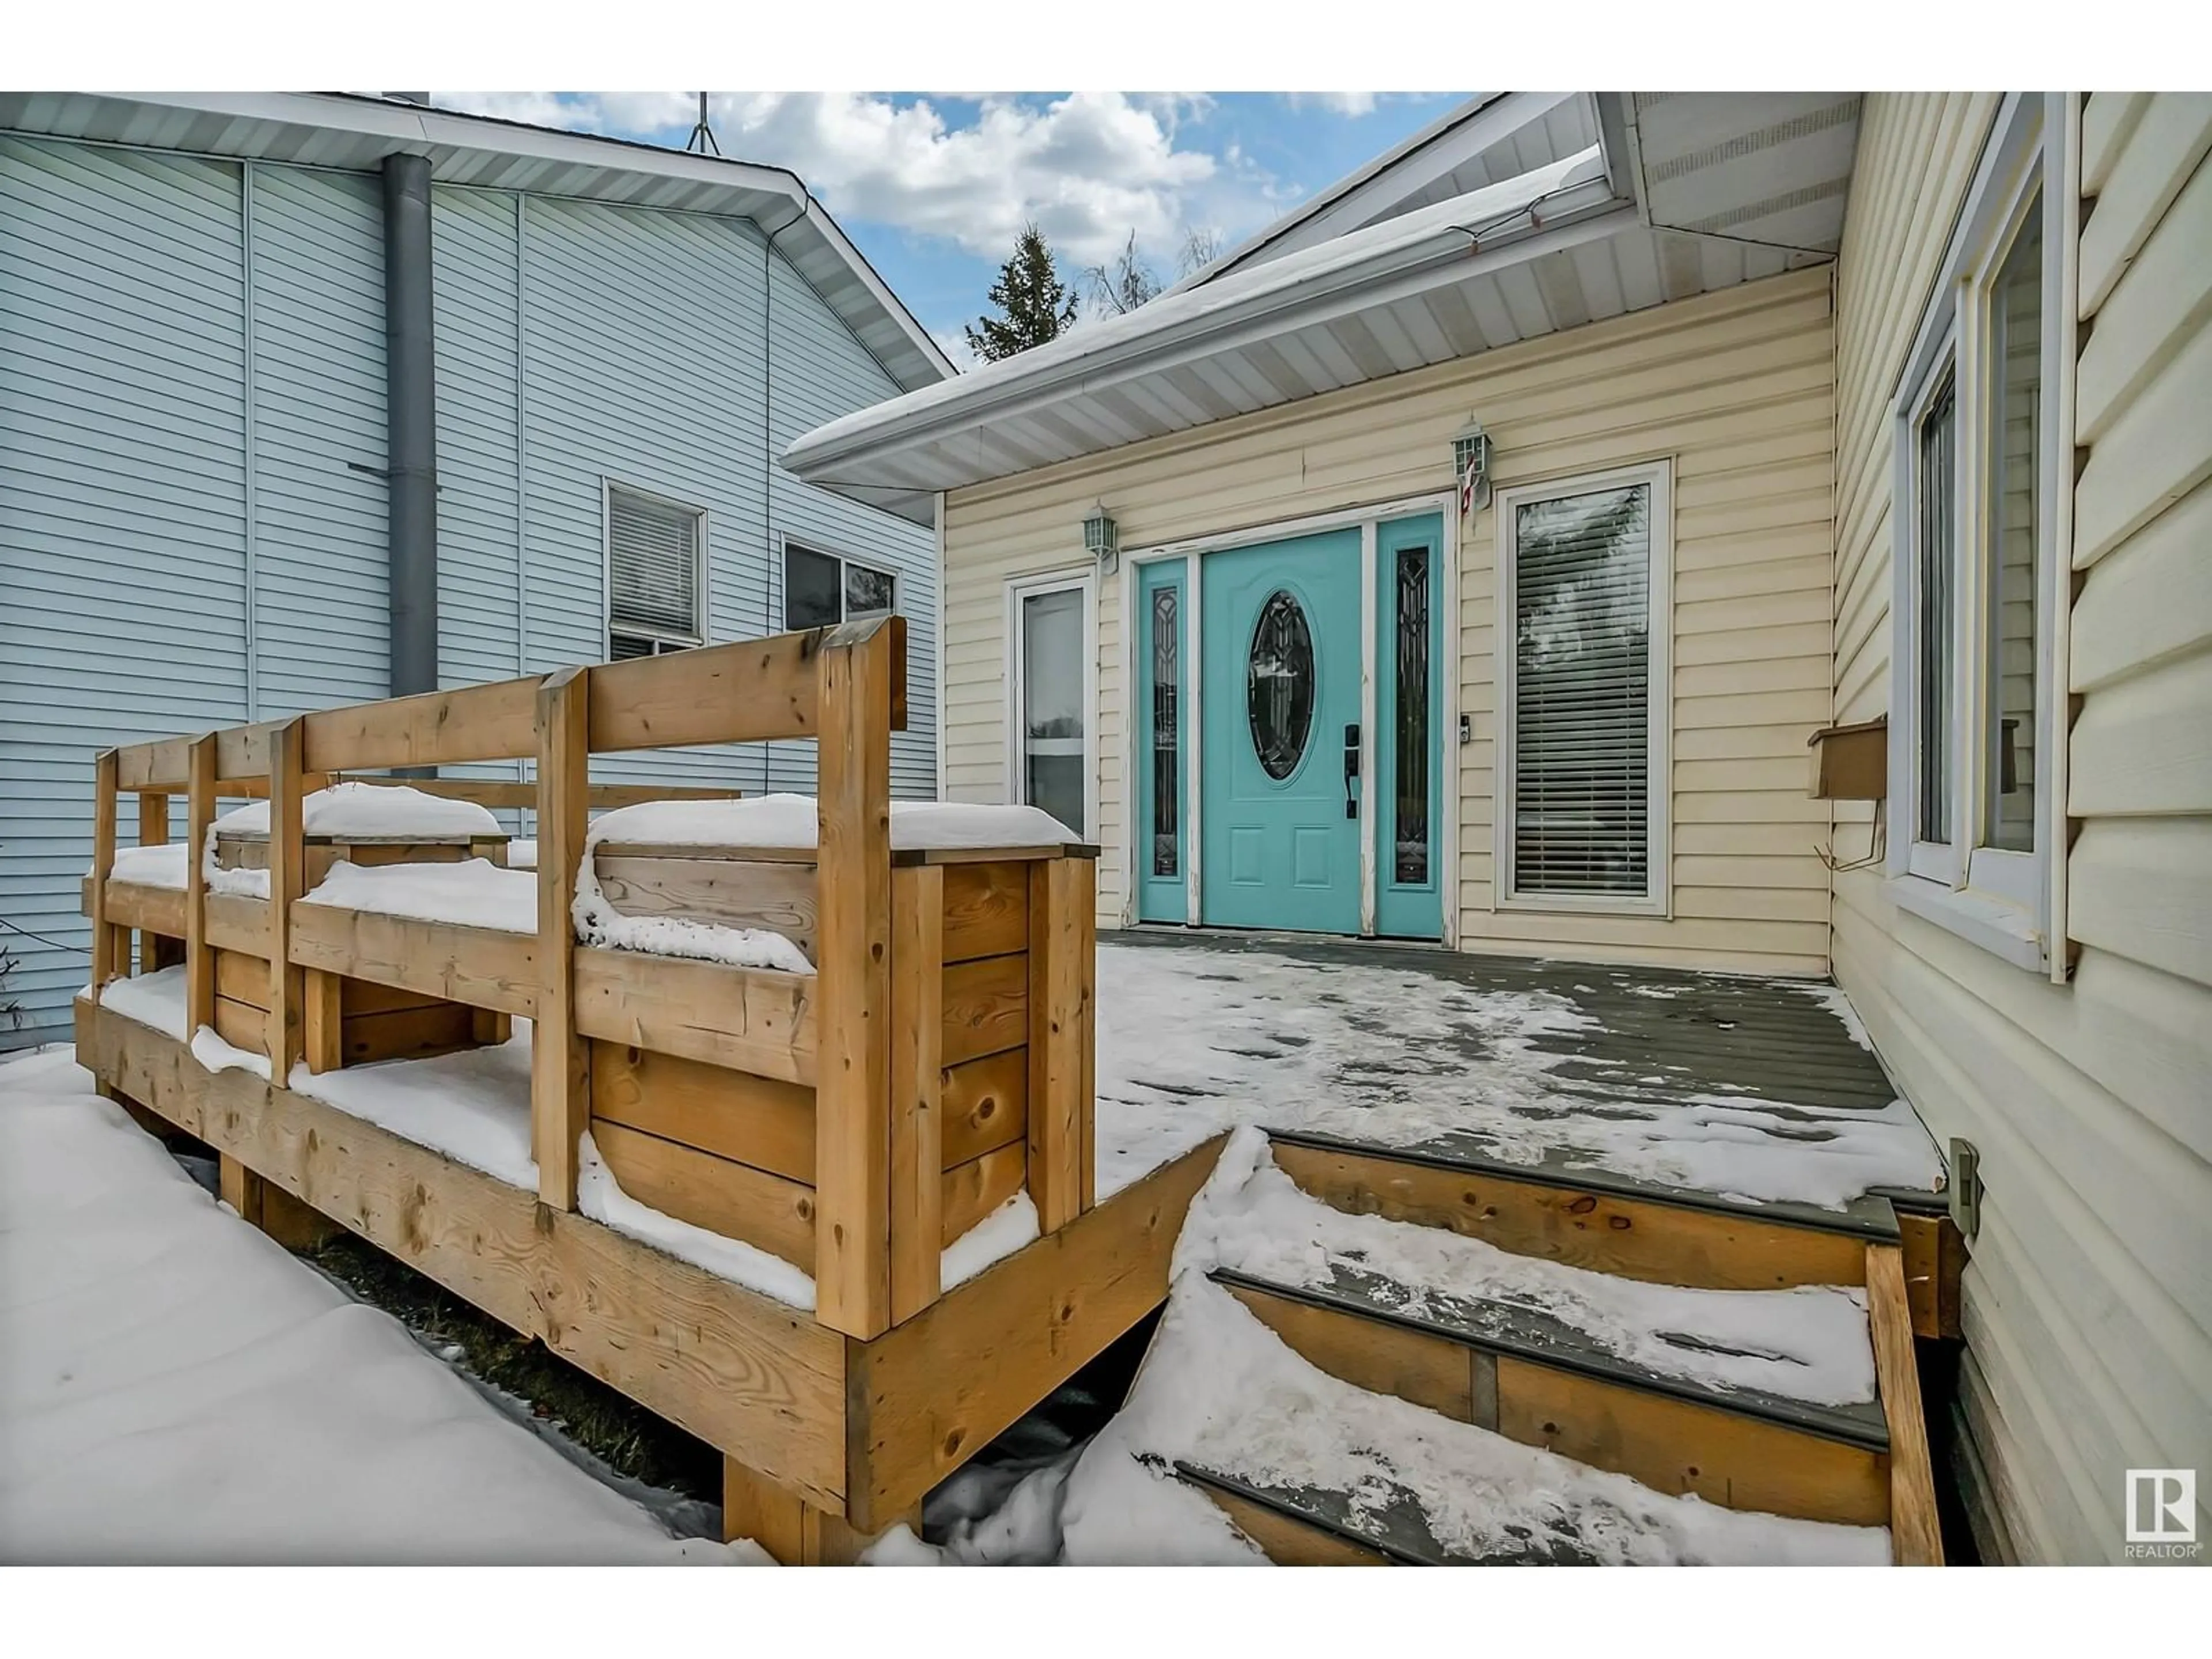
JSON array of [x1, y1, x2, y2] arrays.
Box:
[[965, 224, 1080, 362]]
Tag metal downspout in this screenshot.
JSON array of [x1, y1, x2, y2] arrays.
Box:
[[382, 151, 440, 711]]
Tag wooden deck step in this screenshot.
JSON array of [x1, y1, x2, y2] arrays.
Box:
[[1213, 1264, 1893, 1528], [1171, 1462, 1597, 1566], [1266, 1126, 1897, 1292]]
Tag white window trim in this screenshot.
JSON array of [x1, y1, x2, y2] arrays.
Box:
[[1885, 92, 2068, 974], [1493, 459, 1675, 917], [603, 479, 708, 650], [781, 536, 899, 630], [1005, 566, 1099, 840]]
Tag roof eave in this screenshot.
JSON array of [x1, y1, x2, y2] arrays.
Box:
[[785, 156, 1625, 488]]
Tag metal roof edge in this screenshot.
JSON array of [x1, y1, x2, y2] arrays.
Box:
[[784, 147, 1620, 481], [39, 92, 952, 392]]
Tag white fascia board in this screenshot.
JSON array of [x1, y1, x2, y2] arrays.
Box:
[[94, 91, 804, 198], [67, 92, 952, 389], [1237, 92, 1586, 266], [785, 147, 1619, 482]]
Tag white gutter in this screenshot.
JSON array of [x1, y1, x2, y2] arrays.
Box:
[[785, 147, 1623, 483], [1181, 91, 1585, 289]]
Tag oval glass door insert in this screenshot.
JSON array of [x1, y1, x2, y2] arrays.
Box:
[[1247, 590, 1316, 781]]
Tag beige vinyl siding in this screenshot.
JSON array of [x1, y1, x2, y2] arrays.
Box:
[[942, 268, 1838, 974], [1831, 91, 2212, 1564]]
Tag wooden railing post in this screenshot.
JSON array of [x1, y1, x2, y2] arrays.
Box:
[[138, 789, 182, 972], [265, 719, 307, 1077], [888, 862, 944, 1324], [185, 734, 217, 1037], [90, 749, 119, 994], [1027, 856, 1094, 1231], [533, 666, 591, 1211], [814, 618, 897, 1339]]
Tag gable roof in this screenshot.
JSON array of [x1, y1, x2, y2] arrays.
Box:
[[1173, 92, 1610, 290], [0, 90, 953, 394], [787, 91, 1863, 522]]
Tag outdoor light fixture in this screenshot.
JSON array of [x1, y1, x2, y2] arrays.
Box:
[[1453, 422, 1493, 515], [1083, 503, 1120, 574]]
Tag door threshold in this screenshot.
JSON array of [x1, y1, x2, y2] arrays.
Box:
[[1119, 922, 1452, 953]]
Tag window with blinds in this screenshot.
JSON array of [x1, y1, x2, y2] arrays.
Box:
[[1506, 478, 1658, 902], [607, 484, 704, 657]]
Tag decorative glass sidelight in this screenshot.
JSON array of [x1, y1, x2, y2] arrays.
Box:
[[1247, 590, 1315, 781], [1151, 585, 1179, 877], [1393, 544, 1431, 884]]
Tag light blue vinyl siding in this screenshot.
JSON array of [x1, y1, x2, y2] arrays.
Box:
[[249, 164, 390, 717], [1, 136, 251, 1036], [764, 246, 939, 798], [1, 137, 941, 1044], [431, 187, 524, 698]]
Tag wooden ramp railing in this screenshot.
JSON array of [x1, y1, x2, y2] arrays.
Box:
[[87, 617, 1098, 1343]]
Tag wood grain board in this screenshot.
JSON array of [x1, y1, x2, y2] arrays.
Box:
[[1271, 1140, 1868, 1290]]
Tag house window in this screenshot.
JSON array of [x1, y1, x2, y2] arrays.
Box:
[[785, 542, 896, 630], [1150, 584, 1179, 877], [1891, 93, 2061, 967], [607, 484, 705, 658], [1007, 573, 1093, 836], [1496, 461, 1672, 910]]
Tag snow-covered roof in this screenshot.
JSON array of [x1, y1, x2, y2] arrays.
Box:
[[1171, 92, 1610, 292], [784, 92, 1862, 524], [0, 90, 953, 395]]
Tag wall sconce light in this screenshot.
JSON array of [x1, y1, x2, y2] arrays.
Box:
[[1083, 502, 1120, 575], [1453, 422, 1492, 516]]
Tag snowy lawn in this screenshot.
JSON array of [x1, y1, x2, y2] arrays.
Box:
[[0, 1047, 762, 1565]]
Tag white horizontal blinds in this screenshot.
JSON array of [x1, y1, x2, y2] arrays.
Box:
[[608, 487, 700, 641], [1512, 483, 1653, 897], [1020, 587, 1086, 835]]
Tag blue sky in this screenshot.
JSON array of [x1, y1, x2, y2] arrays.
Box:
[[434, 93, 1464, 363]]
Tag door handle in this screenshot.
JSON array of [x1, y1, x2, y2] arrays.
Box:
[[1343, 723, 1360, 820]]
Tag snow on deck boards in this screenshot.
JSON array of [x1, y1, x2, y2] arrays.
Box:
[[1096, 931, 1940, 1211], [0, 1050, 752, 1565]]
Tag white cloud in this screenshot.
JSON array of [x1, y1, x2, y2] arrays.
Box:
[[435, 91, 1282, 270]]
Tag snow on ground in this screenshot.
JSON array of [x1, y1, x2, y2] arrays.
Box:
[[1190, 1142, 1876, 1407], [0, 1047, 760, 1565], [302, 857, 536, 933], [584, 793, 1077, 854], [1093, 941, 1939, 1209]]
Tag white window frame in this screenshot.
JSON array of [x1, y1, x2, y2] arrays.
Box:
[[604, 479, 708, 654], [782, 537, 897, 630], [1493, 458, 1675, 916], [1005, 566, 1099, 840], [1886, 93, 2067, 974]]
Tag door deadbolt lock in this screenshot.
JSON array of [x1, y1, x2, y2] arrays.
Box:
[[1343, 723, 1360, 820]]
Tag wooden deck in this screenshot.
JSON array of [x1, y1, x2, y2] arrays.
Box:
[[75, 618, 1206, 1562]]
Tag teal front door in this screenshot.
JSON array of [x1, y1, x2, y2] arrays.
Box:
[[1200, 529, 1364, 933]]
